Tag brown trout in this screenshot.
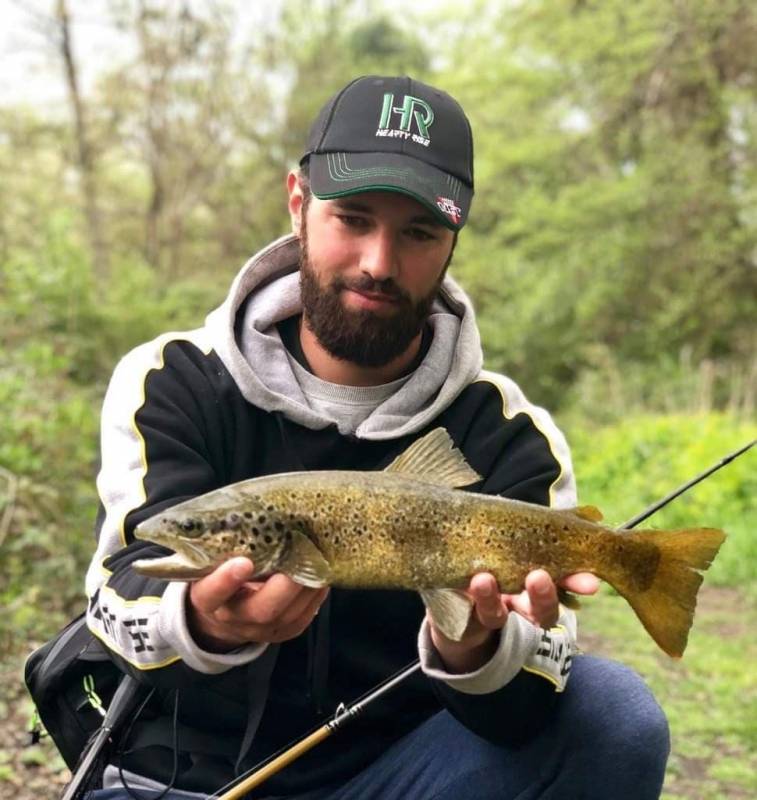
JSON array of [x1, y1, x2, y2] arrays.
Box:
[[133, 428, 725, 657]]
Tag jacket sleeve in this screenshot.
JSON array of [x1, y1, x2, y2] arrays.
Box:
[[85, 333, 268, 689], [418, 372, 579, 745]]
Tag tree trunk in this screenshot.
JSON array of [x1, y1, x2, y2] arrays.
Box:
[[56, 0, 109, 283]]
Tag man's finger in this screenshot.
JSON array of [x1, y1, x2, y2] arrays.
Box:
[[469, 573, 506, 629], [286, 587, 330, 630], [560, 572, 600, 595], [249, 573, 312, 625], [525, 569, 559, 628], [278, 585, 330, 626], [190, 557, 255, 614]]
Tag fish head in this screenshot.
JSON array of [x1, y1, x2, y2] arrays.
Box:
[[132, 489, 291, 581]]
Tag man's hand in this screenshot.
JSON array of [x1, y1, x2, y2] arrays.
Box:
[[429, 570, 599, 674], [187, 557, 329, 653]]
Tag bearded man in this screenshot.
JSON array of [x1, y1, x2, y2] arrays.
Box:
[[84, 75, 669, 800]]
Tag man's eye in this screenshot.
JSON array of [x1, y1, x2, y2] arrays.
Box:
[[338, 215, 369, 229], [407, 227, 436, 242]]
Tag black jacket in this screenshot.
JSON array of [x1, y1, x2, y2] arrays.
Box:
[[85, 237, 577, 796]]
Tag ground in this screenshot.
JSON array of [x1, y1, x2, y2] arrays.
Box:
[[0, 586, 754, 800]]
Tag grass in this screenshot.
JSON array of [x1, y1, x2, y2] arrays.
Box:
[[578, 585, 757, 800]]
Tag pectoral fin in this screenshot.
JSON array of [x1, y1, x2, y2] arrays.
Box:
[[385, 428, 482, 488], [419, 588, 474, 641], [279, 531, 332, 588]]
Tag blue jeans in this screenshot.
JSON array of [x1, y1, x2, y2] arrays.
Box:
[[87, 655, 670, 800]]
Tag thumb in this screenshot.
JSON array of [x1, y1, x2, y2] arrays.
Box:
[[189, 557, 255, 614]]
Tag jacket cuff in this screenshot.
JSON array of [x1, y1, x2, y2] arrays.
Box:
[[417, 608, 577, 695], [158, 581, 268, 674]]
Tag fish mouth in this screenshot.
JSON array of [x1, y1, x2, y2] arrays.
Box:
[[132, 529, 217, 580]]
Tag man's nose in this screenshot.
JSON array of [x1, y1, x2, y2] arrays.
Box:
[[360, 229, 399, 282]]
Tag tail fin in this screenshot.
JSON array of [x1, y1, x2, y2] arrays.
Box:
[[610, 528, 725, 657]]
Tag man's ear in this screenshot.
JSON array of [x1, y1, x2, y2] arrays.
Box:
[[287, 171, 304, 236]]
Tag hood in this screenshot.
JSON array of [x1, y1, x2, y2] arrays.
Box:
[[205, 234, 483, 440]]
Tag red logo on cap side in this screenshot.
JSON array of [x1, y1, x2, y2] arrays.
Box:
[[436, 196, 462, 225]]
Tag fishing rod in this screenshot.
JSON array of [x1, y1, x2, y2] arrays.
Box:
[[60, 674, 146, 800], [212, 439, 755, 800], [621, 439, 755, 528], [209, 660, 422, 800]]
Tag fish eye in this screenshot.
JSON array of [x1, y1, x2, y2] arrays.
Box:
[[180, 519, 196, 532]]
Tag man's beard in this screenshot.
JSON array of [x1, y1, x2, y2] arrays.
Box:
[[298, 222, 446, 368]]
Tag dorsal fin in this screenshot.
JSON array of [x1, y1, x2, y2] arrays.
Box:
[[567, 505, 604, 522], [384, 428, 482, 488]]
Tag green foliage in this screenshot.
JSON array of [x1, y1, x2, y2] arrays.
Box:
[[0, 214, 226, 652], [2, 0, 753, 418], [566, 413, 757, 588], [441, 0, 756, 411]]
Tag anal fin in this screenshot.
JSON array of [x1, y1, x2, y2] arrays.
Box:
[[419, 588, 473, 641]]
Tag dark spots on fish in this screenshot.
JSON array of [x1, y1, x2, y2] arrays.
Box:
[[266, 505, 275, 513], [244, 512, 253, 519], [333, 535, 340, 545], [252, 526, 260, 536], [258, 515, 267, 524], [562, 525, 569, 532], [226, 513, 241, 529], [264, 534, 273, 545], [249, 542, 257, 551], [274, 521, 284, 532], [551, 535, 559, 544]]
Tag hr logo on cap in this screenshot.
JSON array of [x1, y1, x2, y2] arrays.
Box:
[[376, 93, 434, 147]]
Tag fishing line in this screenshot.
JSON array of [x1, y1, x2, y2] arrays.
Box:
[[118, 687, 180, 800]]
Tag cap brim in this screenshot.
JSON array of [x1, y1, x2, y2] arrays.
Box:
[[308, 152, 472, 230]]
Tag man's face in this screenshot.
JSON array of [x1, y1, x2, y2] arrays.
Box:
[[293, 185, 456, 368]]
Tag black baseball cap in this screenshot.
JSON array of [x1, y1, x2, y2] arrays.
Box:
[[301, 75, 474, 230]]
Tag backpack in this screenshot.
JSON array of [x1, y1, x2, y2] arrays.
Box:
[[24, 613, 137, 770]]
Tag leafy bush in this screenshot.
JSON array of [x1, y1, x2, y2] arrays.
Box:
[[565, 413, 756, 589], [0, 216, 226, 654]]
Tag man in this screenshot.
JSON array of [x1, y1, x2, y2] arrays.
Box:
[[85, 76, 669, 799]]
